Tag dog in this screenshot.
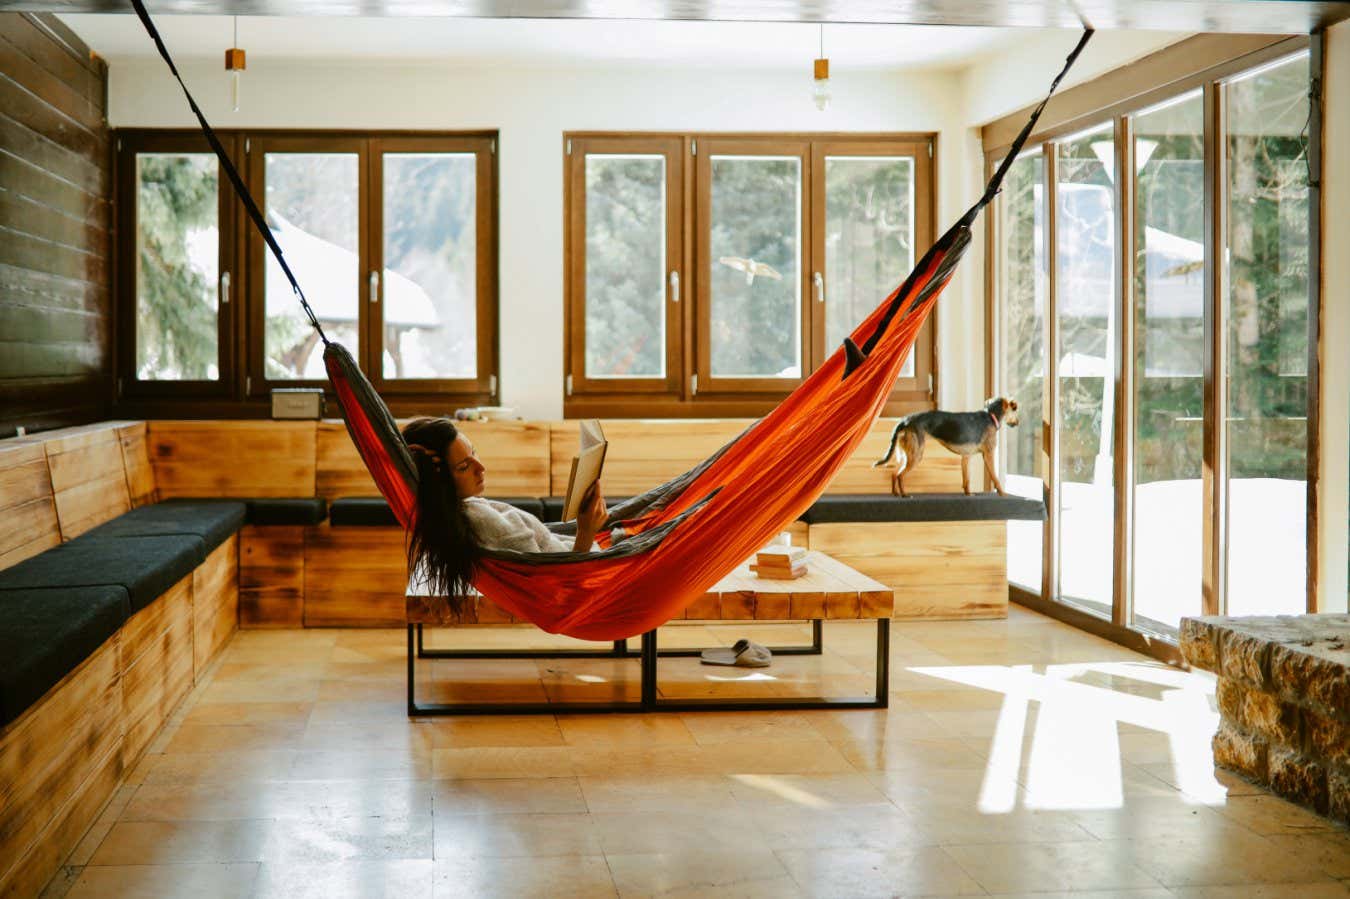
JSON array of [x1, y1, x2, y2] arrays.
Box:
[[872, 397, 1020, 497]]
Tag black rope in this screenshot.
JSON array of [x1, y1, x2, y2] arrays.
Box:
[[129, 0, 329, 345], [852, 27, 1093, 368]]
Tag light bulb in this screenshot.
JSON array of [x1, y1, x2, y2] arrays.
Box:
[[231, 69, 241, 112]]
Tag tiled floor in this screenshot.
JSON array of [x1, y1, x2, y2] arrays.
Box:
[[44, 607, 1350, 898]]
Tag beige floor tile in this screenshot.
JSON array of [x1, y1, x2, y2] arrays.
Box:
[[432, 746, 576, 779], [432, 855, 616, 898], [1262, 832, 1350, 879], [88, 820, 276, 866], [121, 780, 432, 822], [592, 810, 773, 855], [307, 699, 419, 726], [65, 783, 138, 866], [263, 815, 434, 862], [556, 713, 695, 748], [567, 745, 713, 778], [579, 774, 735, 813], [180, 701, 314, 727], [750, 803, 925, 852], [1135, 762, 1265, 800], [196, 677, 323, 704], [799, 708, 943, 743], [942, 841, 1164, 893], [1213, 793, 1345, 835], [299, 721, 438, 752], [288, 748, 434, 781], [834, 736, 991, 772], [425, 715, 566, 748], [700, 740, 855, 775], [725, 772, 893, 809], [776, 846, 985, 897], [162, 721, 307, 754], [1167, 884, 1350, 898], [986, 892, 1173, 899], [1067, 796, 1259, 842], [678, 711, 826, 745], [254, 860, 433, 898], [605, 849, 792, 898], [1102, 831, 1341, 888], [432, 777, 588, 815], [65, 863, 260, 899], [433, 812, 601, 857], [138, 751, 298, 785], [866, 766, 1026, 807]]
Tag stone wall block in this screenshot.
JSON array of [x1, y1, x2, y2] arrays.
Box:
[[1221, 631, 1272, 689], [1269, 643, 1350, 722], [1240, 688, 1302, 746], [1304, 709, 1350, 769], [1180, 618, 1221, 672], [1216, 678, 1245, 723], [1329, 767, 1350, 826], [1268, 746, 1329, 814], [1213, 720, 1268, 783]]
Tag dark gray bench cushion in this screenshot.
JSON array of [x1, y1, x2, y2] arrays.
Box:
[[800, 493, 1046, 524], [331, 496, 543, 527], [0, 585, 129, 726], [541, 496, 632, 523], [0, 535, 201, 614], [83, 501, 247, 557], [163, 497, 327, 526]]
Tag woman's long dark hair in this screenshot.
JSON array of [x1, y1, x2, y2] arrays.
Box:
[[402, 417, 481, 618]]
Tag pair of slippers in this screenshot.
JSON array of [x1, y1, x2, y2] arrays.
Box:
[[699, 638, 772, 668]]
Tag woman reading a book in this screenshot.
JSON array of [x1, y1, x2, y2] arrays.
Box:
[[400, 417, 609, 598]]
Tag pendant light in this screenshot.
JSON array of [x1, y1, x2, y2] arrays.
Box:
[[224, 16, 245, 112], [812, 24, 830, 112]]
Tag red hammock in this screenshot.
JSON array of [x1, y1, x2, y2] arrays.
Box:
[[131, 0, 1089, 642]]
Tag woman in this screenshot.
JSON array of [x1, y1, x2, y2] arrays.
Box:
[[400, 417, 608, 600]]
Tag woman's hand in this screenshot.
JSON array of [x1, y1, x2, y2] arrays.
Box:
[[573, 483, 607, 552]]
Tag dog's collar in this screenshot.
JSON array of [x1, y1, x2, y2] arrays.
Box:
[[989, 411, 999, 429]]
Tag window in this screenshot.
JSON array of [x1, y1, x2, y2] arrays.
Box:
[[988, 37, 1315, 643], [565, 133, 934, 416], [116, 130, 497, 407]]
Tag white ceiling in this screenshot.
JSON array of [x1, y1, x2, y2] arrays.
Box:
[[57, 14, 1044, 71]]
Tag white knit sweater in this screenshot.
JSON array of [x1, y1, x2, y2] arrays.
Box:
[[463, 497, 593, 553]]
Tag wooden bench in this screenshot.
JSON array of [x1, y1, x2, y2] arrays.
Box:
[[405, 550, 892, 715]]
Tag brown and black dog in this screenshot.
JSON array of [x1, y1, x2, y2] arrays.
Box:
[[872, 397, 1020, 497]]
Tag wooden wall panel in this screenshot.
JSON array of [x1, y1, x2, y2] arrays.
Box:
[[0, 636, 122, 895], [239, 525, 305, 628], [318, 419, 551, 499], [304, 524, 407, 626], [809, 520, 1009, 620], [0, 439, 59, 569], [42, 422, 131, 539], [120, 574, 194, 769], [549, 418, 964, 498], [150, 421, 317, 498], [0, 13, 112, 439], [192, 535, 238, 677], [116, 421, 157, 507]]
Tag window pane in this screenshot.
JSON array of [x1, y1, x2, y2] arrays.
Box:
[[824, 156, 915, 377], [1055, 124, 1116, 618], [709, 155, 801, 378], [1132, 92, 1205, 636], [584, 155, 666, 379], [135, 153, 219, 380], [382, 153, 476, 380], [1000, 152, 1045, 594], [264, 153, 359, 379], [1224, 53, 1310, 616]]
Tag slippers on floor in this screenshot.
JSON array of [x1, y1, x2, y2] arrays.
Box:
[[700, 638, 772, 668]]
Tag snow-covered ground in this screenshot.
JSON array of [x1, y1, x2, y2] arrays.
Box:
[[1005, 473, 1307, 632]]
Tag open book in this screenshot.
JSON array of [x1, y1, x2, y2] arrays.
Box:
[[561, 419, 608, 522]]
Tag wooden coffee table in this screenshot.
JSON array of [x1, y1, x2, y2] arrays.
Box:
[[406, 550, 892, 715]]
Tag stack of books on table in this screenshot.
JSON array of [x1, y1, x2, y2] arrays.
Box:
[[750, 546, 809, 580]]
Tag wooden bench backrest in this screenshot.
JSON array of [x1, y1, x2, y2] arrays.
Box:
[[149, 421, 317, 498], [316, 419, 551, 499], [549, 418, 963, 497], [0, 440, 60, 569], [117, 422, 157, 508], [42, 423, 132, 540]]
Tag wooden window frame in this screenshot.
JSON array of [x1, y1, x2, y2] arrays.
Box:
[[114, 129, 242, 401], [564, 131, 936, 419], [983, 33, 1320, 664], [113, 128, 499, 414]]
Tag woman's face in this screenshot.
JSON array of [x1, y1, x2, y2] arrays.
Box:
[[447, 433, 486, 498]]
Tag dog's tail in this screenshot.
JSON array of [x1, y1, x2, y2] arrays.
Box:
[[872, 417, 909, 467]]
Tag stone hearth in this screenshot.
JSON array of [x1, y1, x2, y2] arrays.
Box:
[[1180, 614, 1350, 823]]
